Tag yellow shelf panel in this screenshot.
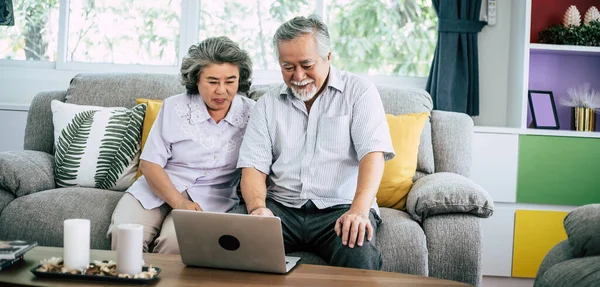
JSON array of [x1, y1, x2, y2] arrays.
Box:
[[512, 210, 568, 278]]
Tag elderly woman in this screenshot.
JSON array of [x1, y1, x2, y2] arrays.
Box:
[[107, 36, 255, 254]]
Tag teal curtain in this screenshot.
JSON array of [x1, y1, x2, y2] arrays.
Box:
[[426, 0, 487, 116], [0, 0, 14, 26]]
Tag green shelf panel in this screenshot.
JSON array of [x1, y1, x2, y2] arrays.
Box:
[[517, 135, 600, 205]]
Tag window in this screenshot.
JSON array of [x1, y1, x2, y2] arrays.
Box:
[[326, 0, 437, 77], [0, 0, 436, 79], [0, 0, 60, 61], [67, 0, 180, 65]]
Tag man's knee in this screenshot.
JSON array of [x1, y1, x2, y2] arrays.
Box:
[[330, 241, 382, 270]]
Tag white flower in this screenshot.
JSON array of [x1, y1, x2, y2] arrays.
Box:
[[560, 83, 600, 109]]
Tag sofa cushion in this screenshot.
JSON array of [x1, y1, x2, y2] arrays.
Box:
[[51, 100, 146, 191], [135, 98, 164, 179], [377, 112, 429, 210], [0, 188, 124, 250], [407, 172, 494, 223], [378, 86, 434, 176], [564, 204, 600, 257], [24, 91, 67, 155], [65, 73, 185, 108], [430, 110, 473, 176], [0, 188, 14, 215], [0, 150, 55, 197], [535, 256, 600, 287]]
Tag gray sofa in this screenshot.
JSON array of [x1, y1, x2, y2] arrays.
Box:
[[534, 204, 600, 287], [0, 73, 493, 286]]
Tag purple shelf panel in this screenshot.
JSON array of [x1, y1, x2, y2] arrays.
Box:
[[527, 52, 600, 131]]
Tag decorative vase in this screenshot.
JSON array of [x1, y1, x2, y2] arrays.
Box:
[[563, 5, 582, 27], [584, 6, 600, 26], [573, 107, 596, 131]]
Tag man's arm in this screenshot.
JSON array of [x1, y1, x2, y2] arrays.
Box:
[[335, 152, 385, 247], [335, 83, 394, 248], [350, 151, 385, 214], [240, 168, 273, 216], [237, 96, 275, 216]]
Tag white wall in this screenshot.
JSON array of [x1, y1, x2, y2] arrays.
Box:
[[0, 109, 28, 151], [0, 64, 77, 106], [474, 0, 513, 127]]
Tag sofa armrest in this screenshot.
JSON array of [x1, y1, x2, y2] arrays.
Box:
[[422, 213, 483, 286], [564, 204, 600, 257], [535, 240, 576, 285], [0, 150, 55, 197], [0, 188, 15, 215], [407, 172, 494, 223]]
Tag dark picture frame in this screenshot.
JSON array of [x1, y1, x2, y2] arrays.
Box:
[[528, 90, 560, 129]]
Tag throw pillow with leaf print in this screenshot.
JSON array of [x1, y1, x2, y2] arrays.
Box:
[[51, 100, 147, 191]]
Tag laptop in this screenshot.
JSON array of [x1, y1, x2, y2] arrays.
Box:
[[172, 210, 301, 274]]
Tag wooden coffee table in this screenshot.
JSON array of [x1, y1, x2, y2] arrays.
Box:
[[0, 247, 469, 286]]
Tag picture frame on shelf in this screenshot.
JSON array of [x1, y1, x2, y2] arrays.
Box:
[[528, 90, 560, 129]]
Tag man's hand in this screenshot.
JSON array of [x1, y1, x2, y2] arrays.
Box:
[[250, 207, 274, 217], [334, 209, 373, 248], [175, 199, 203, 211]]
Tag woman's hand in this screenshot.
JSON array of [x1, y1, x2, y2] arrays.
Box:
[[176, 198, 203, 211]]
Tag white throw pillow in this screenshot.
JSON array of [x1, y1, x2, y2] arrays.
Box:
[[51, 100, 147, 191]]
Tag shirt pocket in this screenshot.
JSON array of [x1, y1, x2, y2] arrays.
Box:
[[317, 115, 351, 152]]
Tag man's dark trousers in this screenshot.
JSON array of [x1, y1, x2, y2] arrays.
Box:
[[229, 198, 382, 270]]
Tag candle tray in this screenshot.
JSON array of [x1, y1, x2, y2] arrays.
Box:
[[30, 260, 161, 284]]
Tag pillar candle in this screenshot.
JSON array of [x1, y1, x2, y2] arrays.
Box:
[[63, 219, 90, 271], [116, 224, 144, 276]]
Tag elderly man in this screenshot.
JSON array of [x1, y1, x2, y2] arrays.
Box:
[[234, 15, 394, 270]]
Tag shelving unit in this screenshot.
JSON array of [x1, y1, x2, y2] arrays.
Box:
[[488, 0, 600, 280], [507, 0, 600, 135], [529, 43, 600, 56]]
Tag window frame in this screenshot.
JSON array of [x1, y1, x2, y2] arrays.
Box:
[[0, 0, 429, 88]]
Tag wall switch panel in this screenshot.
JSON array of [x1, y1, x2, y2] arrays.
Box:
[[487, 0, 497, 25]]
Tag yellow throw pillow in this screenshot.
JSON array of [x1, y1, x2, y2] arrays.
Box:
[[377, 112, 429, 210], [135, 98, 164, 178]]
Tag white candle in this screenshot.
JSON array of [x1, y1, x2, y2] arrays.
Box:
[[116, 224, 144, 276], [63, 219, 90, 271]]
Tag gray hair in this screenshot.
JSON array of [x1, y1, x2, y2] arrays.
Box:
[[273, 14, 331, 60], [180, 36, 252, 95]]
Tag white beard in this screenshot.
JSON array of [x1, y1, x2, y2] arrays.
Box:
[[290, 79, 317, 102]]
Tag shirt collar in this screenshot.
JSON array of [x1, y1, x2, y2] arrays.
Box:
[[327, 66, 344, 93], [192, 94, 212, 124], [222, 94, 244, 128], [194, 94, 244, 128], [278, 65, 344, 99]]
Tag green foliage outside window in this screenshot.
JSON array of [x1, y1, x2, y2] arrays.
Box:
[[0, 0, 437, 78], [329, 0, 437, 77], [0, 0, 59, 60]]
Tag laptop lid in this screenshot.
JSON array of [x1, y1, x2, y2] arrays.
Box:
[[172, 210, 300, 274]]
